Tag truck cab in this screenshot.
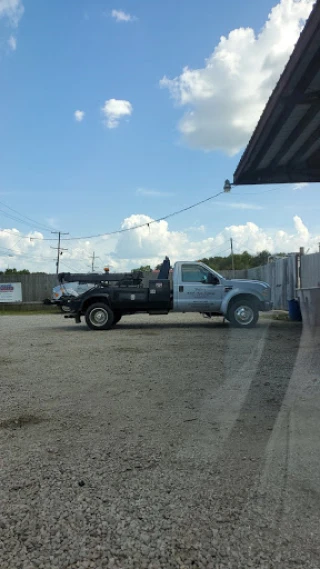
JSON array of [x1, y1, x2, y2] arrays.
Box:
[[172, 261, 272, 320]]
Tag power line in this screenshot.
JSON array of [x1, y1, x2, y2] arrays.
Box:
[[0, 185, 302, 244], [19, 190, 225, 241], [0, 202, 54, 233], [0, 247, 55, 262], [197, 244, 231, 259], [232, 239, 259, 255], [59, 259, 85, 274]]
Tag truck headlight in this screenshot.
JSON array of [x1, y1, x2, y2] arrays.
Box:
[[262, 288, 270, 298]]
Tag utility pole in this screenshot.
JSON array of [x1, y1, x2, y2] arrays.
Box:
[[90, 251, 101, 272], [51, 231, 69, 275], [230, 238, 235, 278]]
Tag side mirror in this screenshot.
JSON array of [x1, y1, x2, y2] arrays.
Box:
[[208, 274, 219, 285]]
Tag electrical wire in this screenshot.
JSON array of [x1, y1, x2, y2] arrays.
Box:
[[198, 245, 231, 258], [59, 259, 85, 274], [19, 190, 225, 241], [232, 239, 259, 255], [0, 184, 305, 243], [0, 203, 53, 233]]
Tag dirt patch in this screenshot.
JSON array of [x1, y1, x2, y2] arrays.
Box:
[[115, 346, 146, 353], [0, 357, 13, 365], [0, 415, 45, 429]]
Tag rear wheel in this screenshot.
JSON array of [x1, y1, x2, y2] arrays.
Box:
[[85, 303, 114, 331], [227, 299, 259, 328]]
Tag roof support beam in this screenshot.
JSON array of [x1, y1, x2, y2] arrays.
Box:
[[287, 124, 320, 164], [264, 104, 320, 166], [244, 46, 320, 173], [282, 89, 320, 106], [237, 165, 320, 185]]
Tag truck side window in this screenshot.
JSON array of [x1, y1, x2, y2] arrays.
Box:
[[181, 265, 213, 283]]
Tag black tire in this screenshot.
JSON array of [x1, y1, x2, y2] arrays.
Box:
[[227, 298, 259, 328], [112, 313, 122, 325], [85, 303, 114, 331]]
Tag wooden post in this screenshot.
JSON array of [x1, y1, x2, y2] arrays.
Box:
[[298, 247, 304, 289], [230, 238, 235, 278]]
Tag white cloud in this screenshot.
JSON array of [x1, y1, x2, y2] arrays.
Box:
[[0, 0, 24, 26], [45, 217, 59, 230], [229, 203, 263, 210], [293, 182, 309, 190], [1, 215, 319, 273], [293, 214, 309, 241], [184, 224, 206, 233], [101, 98, 133, 129], [160, 0, 314, 155], [74, 110, 85, 122], [111, 9, 135, 22], [8, 35, 16, 50], [136, 188, 174, 198]]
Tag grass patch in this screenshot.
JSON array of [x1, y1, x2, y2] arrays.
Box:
[[0, 308, 60, 316], [272, 312, 290, 321]]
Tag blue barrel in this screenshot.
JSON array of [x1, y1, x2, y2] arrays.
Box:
[[288, 299, 302, 321]]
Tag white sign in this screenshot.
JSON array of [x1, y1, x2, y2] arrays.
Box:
[[0, 282, 22, 303]]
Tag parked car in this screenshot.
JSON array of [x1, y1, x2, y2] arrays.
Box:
[[51, 282, 94, 312]]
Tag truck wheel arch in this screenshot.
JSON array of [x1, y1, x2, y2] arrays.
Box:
[[81, 296, 110, 313], [222, 292, 260, 315]]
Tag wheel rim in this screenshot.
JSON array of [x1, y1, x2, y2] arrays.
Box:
[[89, 307, 109, 327], [234, 305, 254, 325]]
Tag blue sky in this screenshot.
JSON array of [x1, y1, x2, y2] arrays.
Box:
[[0, 0, 319, 272]]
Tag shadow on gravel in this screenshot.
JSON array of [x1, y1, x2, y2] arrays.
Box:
[[219, 320, 302, 501], [48, 320, 271, 332]]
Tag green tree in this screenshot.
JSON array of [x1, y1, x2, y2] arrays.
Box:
[[132, 265, 152, 272], [250, 250, 271, 267], [4, 268, 30, 275], [198, 250, 281, 271]]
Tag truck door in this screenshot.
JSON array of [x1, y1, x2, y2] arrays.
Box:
[[174, 264, 223, 312]]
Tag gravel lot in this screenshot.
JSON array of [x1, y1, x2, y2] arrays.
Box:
[[1, 313, 320, 568]]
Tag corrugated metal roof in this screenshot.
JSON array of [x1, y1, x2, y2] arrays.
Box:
[[233, 0, 320, 185]]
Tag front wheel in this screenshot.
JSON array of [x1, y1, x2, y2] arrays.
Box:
[[227, 299, 259, 328], [85, 303, 114, 331]]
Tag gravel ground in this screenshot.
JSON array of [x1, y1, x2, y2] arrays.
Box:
[[1, 313, 320, 569]]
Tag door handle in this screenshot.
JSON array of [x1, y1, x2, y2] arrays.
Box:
[[179, 285, 184, 292]]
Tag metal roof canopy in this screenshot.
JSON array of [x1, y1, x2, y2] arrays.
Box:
[[233, 0, 320, 185]]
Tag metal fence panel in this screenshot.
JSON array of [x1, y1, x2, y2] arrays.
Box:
[[0, 254, 305, 309], [223, 255, 298, 310], [301, 253, 320, 288]]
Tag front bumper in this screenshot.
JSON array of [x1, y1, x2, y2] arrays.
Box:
[[261, 300, 273, 311], [61, 298, 82, 321], [60, 296, 79, 310]]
